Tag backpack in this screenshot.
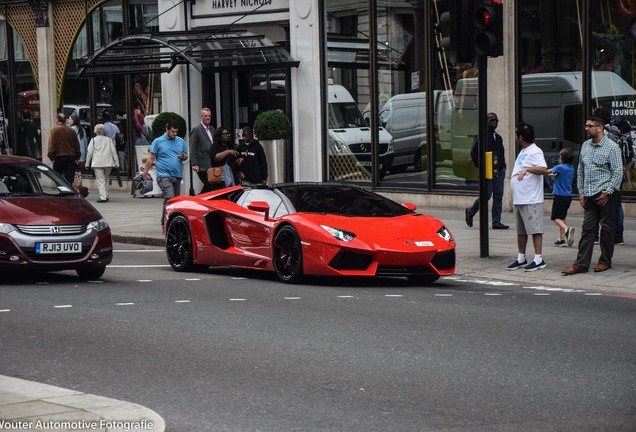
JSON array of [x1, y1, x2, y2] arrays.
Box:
[[608, 119, 634, 165]]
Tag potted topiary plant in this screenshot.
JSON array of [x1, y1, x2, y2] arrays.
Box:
[[151, 112, 188, 139], [253, 110, 292, 185], [253, 109, 291, 140]]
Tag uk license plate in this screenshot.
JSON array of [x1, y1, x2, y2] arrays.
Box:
[[35, 242, 82, 254], [357, 161, 382, 169]]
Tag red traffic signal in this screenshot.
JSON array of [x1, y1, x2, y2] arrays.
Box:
[[474, 3, 503, 57]]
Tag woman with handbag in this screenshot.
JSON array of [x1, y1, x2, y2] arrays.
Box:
[[85, 124, 119, 203], [209, 127, 239, 190]]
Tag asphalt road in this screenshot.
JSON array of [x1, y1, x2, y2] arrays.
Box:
[[1, 244, 635, 432]]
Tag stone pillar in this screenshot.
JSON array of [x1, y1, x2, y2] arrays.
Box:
[[32, 0, 56, 164], [289, 0, 322, 181]]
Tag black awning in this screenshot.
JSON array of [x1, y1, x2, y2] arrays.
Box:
[[76, 31, 299, 77]]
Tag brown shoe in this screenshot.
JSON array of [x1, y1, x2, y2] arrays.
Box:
[[594, 263, 611, 273], [561, 264, 588, 275]]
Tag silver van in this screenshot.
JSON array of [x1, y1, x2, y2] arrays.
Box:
[[363, 90, 454, 173]]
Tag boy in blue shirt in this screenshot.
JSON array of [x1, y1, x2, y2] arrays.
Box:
[[549, 147, 575, 246]]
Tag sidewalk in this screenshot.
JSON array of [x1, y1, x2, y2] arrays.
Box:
[[0, 376, 164, 432], [97, 188, 636, 296], [3, 188, 634, 430]]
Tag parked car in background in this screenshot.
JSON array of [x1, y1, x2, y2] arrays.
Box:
[[62, 103, 113, 137], [164, 182, 456, 284], [0, 155, 113, 279], [362, 90, 454, 173]]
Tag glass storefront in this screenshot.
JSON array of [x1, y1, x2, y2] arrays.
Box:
[[60, 0, 161, 175], [1, 16, 41, 158], [322, 0, 635, 200]]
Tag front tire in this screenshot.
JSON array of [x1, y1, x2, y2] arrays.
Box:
[[76, 266, 106, 279], [273, 225, 304, 283], [407, 274, 440, 284], [166, 215, 198, 272]]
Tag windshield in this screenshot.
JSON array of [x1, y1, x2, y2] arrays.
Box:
[[278, 184, 412, 216], [329, 102, 367, 129], [0, 163, 76, 197]]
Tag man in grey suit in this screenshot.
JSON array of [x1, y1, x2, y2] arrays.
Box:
[[190, 107, 216, 193]]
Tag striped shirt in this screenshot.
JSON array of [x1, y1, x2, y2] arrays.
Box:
[[577, 136, 623, 196]]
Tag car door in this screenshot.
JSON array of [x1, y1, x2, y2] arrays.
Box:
[[223, 189, 285, 263]]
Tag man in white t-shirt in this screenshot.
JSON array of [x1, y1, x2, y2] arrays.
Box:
[[507, 122, 548, 272]]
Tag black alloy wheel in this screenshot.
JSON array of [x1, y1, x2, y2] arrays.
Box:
[[166, 215, 197, 272], [273, 225, 303, 283]]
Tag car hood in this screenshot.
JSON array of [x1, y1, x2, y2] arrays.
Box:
[[0, 196, 103, 225], [296, 212, 446, 237]]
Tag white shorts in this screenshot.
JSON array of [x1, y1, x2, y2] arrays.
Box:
[[514, 203, 544, 235]]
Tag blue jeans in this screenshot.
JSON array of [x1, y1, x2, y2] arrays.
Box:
[[615, 191, 624, 243], [467, 167, 506, 224]]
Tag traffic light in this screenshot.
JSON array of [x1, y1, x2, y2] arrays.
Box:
[[474, 2, 503, 57], [438, 0, 476, 64]]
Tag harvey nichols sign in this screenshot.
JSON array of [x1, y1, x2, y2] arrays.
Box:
[[191, 0, 289, 25]]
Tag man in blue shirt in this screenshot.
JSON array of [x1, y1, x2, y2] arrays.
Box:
[[143, 120, 188, 227], [562, 116, 623, 275]]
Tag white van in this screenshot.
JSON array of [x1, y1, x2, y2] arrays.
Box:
[[450, 71, 636, 181], [328, 84, 394, 179]]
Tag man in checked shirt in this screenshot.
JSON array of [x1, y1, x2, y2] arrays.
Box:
[[561, 115, 623, 275]]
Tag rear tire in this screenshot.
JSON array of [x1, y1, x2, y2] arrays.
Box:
[[273, 225, 304, 283], [166, 215, 198, 272]]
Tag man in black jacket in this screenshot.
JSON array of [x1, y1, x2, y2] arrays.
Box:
[[465, 112, 509, 229], [237, 126, 268, 186]]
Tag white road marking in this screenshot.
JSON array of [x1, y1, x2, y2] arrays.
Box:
[[229, 298, 246, 301], [54, 305, 73, 308], [435, 294, 454, 297], [113, 249, 164, 253], [385, 295, 403, 298], [584, 293, 604, 296], [138, 280, 153, 282], [116, 302, 135, 306], [232, 277, 247, 280], [484, 293, 503, 296], [0, 309, 10, 313], [524, 285, 587, 293], [174, 300, 191, 303], [445, 276, 516, 286], [338, 295, 355, 298], [534, 293, 552, 296], [185, 278, 200, 281], [284, 297, 301, 300]]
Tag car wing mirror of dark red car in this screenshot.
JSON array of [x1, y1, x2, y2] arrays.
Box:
[[402, 202, 417, 211], [247, 201, 270, 220]]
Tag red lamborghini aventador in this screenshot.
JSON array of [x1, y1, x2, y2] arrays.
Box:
[[164, 183, 455, 284]]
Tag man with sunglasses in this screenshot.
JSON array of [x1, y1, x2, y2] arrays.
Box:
[[562, 116, 623, 275]]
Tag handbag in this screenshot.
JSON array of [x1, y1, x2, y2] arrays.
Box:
[[207, 166, 224, 184]]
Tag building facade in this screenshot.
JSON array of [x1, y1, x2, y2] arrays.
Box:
[[1, 0, 635, 214]]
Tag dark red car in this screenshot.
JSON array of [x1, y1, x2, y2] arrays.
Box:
[[0, 155, 113, 279]]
